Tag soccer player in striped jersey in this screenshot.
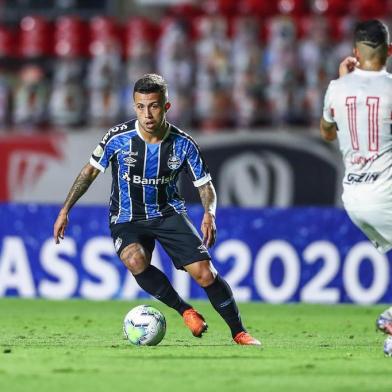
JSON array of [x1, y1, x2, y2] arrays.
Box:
[[320, 20, 392, 338], [53, 73, 260, 345]]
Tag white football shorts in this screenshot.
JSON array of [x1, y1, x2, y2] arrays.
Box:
[[346, 207, 392, 254]]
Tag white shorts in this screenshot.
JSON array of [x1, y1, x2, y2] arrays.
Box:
[[346, 207, 392, 253]]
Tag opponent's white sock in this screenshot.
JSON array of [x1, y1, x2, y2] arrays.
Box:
[[381, 307, 392, 319]]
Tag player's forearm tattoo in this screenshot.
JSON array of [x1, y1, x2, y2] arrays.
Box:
[[198, 182, 217, 216], [62, 165, 99, 212]]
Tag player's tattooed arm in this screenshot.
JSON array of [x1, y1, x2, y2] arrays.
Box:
[[62, 163, 100, 212], [198, 181, 217, 248], [198, 181, 217, 217], [53, 163, 100, 244]]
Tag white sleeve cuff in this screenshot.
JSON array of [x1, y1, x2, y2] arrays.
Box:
[[89, 157, 106, 173], [323, 113, 334, 124], [193, 174, 212, 187]]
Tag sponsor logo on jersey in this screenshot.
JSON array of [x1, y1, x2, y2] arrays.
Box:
[[349, 153, 378, 168], [114, 237, 122, 252], [345, 172, 380, 184], [122, 173, 176, 185], [122, 173, 131, 182], [121, 150, 138, 156], [168, 154, 181, 170], [101, 123, 128, 145]]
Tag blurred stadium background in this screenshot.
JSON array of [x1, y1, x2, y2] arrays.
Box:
[[1, 0, 392, 305]]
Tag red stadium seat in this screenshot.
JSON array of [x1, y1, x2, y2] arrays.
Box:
[[350, 0, 386, 18], [54, 16, 88, 58], [89, 16, 122, 57], [89, 16, 118, 40], [277, 0, 308, 16], [0, 26, 16, 57], [201, 0, 238, 15], [19, 16, 53, 57], [166, 3, 203, 18], [309, 0, 351, 16], [239, 0, 278, 16], [123, 17, 157, 58], [55, 15, 85, 37], [295, 15, 311, 39]]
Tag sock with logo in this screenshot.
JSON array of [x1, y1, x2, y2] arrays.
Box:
[[133, 265, 192, 315], [203, 274, 245, 338]]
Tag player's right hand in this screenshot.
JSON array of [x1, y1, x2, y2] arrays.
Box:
[[339, 56, 359, 77], [53, 210, 69, 244]]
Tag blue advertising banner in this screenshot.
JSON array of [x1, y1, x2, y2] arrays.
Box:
[[0, 203, 390, 304]]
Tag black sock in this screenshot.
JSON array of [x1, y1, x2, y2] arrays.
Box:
[[204, 275, 245, 338], [133, 265, 192, 315]]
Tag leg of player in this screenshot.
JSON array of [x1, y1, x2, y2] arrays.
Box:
[[120, 243, 192, 316], [376, 306, 392, 334], [184, 260, 261, 346]]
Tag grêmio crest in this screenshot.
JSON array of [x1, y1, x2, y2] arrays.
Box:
[[167, 154, 181, 170]]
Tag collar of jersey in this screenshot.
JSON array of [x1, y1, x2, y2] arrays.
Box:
[[135, 120, 171, 144], [353, 67, 387, 76]]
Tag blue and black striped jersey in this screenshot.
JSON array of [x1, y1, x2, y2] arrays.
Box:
[[90, 119, 211, 223]]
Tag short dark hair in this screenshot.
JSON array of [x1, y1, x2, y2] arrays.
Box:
[[133, 74, 168, 100], [354, 19, 389, 48]]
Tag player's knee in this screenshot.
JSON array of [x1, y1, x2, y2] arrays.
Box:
[[120, 243, 150, 274], [191, 261, 217, 287]]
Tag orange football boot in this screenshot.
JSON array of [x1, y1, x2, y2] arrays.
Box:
[[233, 331, 262, 346], [183, 308, 208, 337]]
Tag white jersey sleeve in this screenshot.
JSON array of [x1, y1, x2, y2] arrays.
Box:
[[322, 81, 336, 124]]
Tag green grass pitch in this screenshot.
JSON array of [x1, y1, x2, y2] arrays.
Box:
[[1, 299, 392, 392]]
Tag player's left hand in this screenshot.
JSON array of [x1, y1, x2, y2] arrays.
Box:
[[201, 212, 216, 248]]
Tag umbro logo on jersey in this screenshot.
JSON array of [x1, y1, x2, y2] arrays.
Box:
[[124, 156, 137, 167], [168, 154, 181, 170], [197, 244, 208, 253], [121, 151, 138, 167]]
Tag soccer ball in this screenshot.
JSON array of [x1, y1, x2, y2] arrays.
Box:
[[383, 336, 392, 357], [123, 305, 166, 346]]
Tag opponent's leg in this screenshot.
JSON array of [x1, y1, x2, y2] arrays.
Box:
[[185, 260, 261, 345], [120, 243, 192, 315]]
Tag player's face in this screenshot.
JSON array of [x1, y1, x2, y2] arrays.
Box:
[[134, 92, 171, 134]]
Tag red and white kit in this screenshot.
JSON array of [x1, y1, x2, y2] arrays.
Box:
[[323, 68, 392, 252]]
